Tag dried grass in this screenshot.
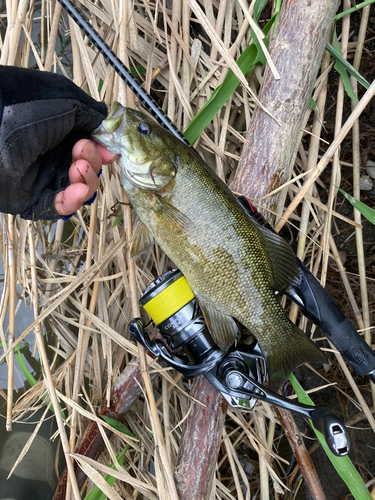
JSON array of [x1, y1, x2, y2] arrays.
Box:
[[0, 1, 374, 499]]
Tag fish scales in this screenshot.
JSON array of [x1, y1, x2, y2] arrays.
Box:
[[92, 103, 326, 389]]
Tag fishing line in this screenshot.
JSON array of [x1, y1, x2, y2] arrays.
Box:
[[141, 274, 195, 325]]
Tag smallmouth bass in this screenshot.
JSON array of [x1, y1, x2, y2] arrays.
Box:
[[92, 103, 325, 390]]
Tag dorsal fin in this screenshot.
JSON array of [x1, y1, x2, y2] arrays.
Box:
[[256, 225, 300, 292]]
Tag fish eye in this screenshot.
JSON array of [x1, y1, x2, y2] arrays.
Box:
[[138, 123, 150, 136]]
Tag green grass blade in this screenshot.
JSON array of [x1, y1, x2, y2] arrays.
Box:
[[337, 186, 375, 224], [253, 0, 269, 22], [84, 417, 136, 500], [290, 374, 373, 500], [309, 97, 317, 111], [183, 44, 257, 144], [326, 43, 370, 90], [100, 415, 136, 438], [130, 65, 146, 77], [251, 29, 269, 67], [334, 0, 375, 20], [332, 28, 359, 103], [183, 16, 276, 145], [112, 214, 123, 227], [1, 341, 66, 419], [83, 445, 130, 500]]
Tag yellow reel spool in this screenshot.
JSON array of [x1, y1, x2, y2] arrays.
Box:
[[143, 275, 195, 325]]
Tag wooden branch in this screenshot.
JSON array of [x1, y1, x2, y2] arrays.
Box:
[[232, 0, 340, 224], [275, 407, 327, 500], [231, 2, 339, 496], [175, 375, 227, 499]]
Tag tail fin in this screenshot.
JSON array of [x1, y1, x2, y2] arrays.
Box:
[[267, 326, 326, 391]]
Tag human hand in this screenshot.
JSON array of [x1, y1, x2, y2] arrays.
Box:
[[54, 139, 117, 217], [0, 65, 109, 220]]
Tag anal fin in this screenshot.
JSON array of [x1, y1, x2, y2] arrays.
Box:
[[266, 325, 327, 391], [198, 300, 239, 351]]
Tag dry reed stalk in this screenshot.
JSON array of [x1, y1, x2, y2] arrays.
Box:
[[349, 3, 375, 407], [289, 46, 331, 325], [27, 224, 82, 500], [1, 1, 375, 499], [274, 76, 375, 233], [319, 0, 351, 287], [6, 215, 16, 431], [68, 195, 100, 479]]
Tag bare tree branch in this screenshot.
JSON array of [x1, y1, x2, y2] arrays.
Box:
[[232, 0, 340, 224], [175, 376, 227, 499]]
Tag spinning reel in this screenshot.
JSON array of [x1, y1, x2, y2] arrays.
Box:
[[128, 269, 350, 458]]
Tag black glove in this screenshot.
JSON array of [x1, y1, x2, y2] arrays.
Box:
[[0, 66, 107, 220]]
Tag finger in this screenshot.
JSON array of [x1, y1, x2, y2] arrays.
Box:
[[55, 184, 90, 216], [72, 139, 103, 174], [69, 159, 98, 187], [72, 139, 117, 173]]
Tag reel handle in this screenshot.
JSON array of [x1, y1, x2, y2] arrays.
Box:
[[309, 408, 350, 457], [225, 368, 350, 457]]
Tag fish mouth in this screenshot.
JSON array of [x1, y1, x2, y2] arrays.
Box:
[[123, 168, 171, 190]]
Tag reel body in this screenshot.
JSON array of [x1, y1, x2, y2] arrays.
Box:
[[129, 269, 351, 457]]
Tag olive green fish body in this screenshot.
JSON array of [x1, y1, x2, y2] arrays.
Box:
[[93, 103, 325, 389]]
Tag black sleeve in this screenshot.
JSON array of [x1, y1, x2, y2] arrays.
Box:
[[0, 66, 108, 220]]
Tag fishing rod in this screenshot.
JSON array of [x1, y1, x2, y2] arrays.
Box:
[[56, 0, 192, 149]]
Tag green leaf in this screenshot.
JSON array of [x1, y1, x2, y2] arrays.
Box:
[[309, 98, 317, 111], [326, 43, 370, 90], [253, 0, 269, 22], [332, 29, 358, 103], [112, 214, 123, 227], [100, 415, 136, 438], [290, 374, 373, 500], [84, 444, 130, 500], [1, 341, 37, 387], [84, 417, 135, 500], [183, 45, 257, 144], [336, 187, 375, 224], [251, 29, 269, 67], [0, 341, 66, 420], [130, 65, 146, 77]]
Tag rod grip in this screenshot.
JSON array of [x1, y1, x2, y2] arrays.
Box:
[[299, 262, 375, 377]]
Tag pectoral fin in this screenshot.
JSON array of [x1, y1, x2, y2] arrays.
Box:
[[198, 300, 239, 351], [156, 196, 192, 232], [130, 220, 154, 257]]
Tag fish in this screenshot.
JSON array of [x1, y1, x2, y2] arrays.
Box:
[[92, 102, 326, 390]]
